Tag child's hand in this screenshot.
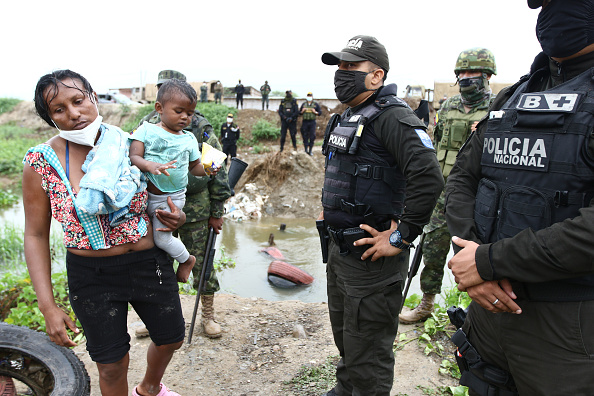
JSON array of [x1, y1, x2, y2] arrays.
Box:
[[205, 163, 220, 177], [148, 160, 177, 176]]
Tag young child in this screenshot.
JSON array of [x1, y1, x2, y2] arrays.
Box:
[[130, 79, 208, 283]]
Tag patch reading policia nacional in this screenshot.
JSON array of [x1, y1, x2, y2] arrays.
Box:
[[415, 129, 434, 149], [481, 133, 553, 172]]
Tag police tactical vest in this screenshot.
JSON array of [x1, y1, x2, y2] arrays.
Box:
[[475, 67, 594, 298], [322, 95, 408, 218], [436, 97, 491, 178], [282, 99, 294, 115], [302, 102, 317, 121]]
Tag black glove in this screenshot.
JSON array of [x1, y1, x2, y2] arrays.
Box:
[[287, 117, 293, 123]]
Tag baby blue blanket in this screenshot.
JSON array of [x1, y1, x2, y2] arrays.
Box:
[[76, 123, 147, 225]]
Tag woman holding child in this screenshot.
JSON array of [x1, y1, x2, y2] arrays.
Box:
[[23, 70, 185, 396]]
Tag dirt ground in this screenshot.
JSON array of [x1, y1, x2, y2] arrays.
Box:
[[74, 294, 457, 396], [1, 102, 457, 395]]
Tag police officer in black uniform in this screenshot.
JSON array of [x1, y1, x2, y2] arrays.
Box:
[[445, 1, 594, 394], [278, 90, 299, 151], [220, 113, 240, 165], [318, 35, 443, 396]]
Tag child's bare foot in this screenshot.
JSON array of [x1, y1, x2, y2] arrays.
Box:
[[176, 255, 196, 283]]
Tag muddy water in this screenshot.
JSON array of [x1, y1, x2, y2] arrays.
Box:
[[216, 217, 327, 303], [1, 199, 455, 303], [216, 217, 456, 303]]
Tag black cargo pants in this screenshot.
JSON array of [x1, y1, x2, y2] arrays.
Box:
[[326, 239, 408, 396]]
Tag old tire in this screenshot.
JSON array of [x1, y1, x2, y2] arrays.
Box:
[[267, 260, 314, 285], [0, 322, 90, 395]]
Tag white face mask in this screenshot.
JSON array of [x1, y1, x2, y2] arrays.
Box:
[[54, 113, 103, 147], [306, 96, 313, 102], [227, 117, 233, 123]]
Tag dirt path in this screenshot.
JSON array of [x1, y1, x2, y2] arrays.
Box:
[[74, 294, 457, 396]]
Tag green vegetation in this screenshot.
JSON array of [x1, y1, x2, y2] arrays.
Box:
[[0, 223, 79, 341], [251, 119, 280, 141], [196, 102, 236, 135], [284, 355, 338, 395], [251, 144, 272, 154], [0, 123, 41, 178], [396, 286, 471, 395], [120, 103, 155, 132], [0, 190, 18, 208], [0, 98, 21, 115]]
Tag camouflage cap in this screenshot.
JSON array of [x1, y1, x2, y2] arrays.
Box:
[[157, 70, 186, 85], [454, 48, 497, 75]]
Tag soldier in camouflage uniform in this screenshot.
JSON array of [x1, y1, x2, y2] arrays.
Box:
[[136, 70, 232, 338], [214, 81, 223, 104], [260, 80, 271, 110], [399, 48, 497, 323], [200, 82, 208, 103]]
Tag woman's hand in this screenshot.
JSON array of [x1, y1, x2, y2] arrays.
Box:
[[155, 196, 186, 231], [43, 305, 79, 347]]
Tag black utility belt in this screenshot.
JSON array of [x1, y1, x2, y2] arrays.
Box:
[[511, 280, 594, 302], [327, 226, 370, 257]]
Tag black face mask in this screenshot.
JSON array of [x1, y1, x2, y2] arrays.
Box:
[[536, 1, 594, 58], [334, 70, 373, 104]]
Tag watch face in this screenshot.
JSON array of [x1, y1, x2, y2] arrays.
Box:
[[389, 230, 400, 244]]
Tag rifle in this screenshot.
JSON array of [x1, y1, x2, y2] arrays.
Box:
[[187, 157, 247, 343], [187, 227, 216, 344], [400, 232, 426, 313]]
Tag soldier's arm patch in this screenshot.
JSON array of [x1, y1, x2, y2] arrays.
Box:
[[415, 129, 434, 149]]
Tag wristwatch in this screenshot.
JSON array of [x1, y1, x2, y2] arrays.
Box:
[[389, 230, 410, 250]]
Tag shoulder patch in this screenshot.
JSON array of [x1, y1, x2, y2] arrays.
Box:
[[415, 129, 434, 149]]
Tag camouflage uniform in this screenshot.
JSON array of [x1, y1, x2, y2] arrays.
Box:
[[200, 84, 208, 103], [214, 81, 223, 104], [260, 81, 271, 110], [420, 94, 494, 294], [135, 110, 232, 295], [399, 48, 497, 325]]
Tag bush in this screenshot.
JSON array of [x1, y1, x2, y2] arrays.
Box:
[[120, 104, 155, 132], [196, 103, 236, 136], [251, 119, 280, 141], [0, 123, 41, 177], [0, 98, 21, 115]]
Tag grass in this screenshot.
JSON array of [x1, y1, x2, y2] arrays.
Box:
[[0, 123, 41, 178], [283, 355, 338, 395], [0, 98, 21, 115], [396, 286, 471, 395]]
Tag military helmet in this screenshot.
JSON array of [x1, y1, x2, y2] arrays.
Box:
[[454, 48, 497, 75], [157, 70, 186, 85]]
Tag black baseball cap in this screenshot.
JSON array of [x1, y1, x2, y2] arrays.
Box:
[[322, 35, 390, 72], [528, 0, 543, 8]]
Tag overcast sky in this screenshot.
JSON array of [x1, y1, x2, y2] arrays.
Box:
[[3, 0, 543, 101]]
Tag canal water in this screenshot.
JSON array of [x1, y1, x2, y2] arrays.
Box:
[[1, 199, 456, 303]]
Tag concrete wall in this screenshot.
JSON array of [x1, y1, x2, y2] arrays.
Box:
[[222, 97, 341, 112]]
